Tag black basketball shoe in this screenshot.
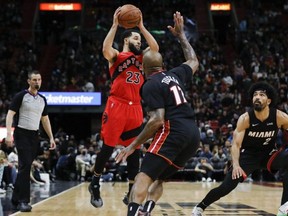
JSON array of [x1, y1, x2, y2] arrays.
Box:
[[88, 183, 103, 208], [122, 192, 129, 205]]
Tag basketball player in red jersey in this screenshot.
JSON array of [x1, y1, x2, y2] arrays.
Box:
[[88, 6, 159, 208]]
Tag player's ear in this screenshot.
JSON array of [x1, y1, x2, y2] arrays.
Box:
[[267, 98, 271, 105]]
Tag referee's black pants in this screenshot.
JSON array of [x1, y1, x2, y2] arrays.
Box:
[[12, 127, 40, 204]]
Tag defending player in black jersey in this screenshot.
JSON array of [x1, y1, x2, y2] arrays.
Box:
[[116, 11, 200, 216], [192, 81, 288, 216]]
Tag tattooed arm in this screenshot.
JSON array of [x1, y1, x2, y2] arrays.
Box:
[[167, 11, 199, 74]]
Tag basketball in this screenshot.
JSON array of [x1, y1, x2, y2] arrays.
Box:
[[118, 4, 141, 29]]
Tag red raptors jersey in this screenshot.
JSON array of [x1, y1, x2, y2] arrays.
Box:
[[109, 52, 144, 103]]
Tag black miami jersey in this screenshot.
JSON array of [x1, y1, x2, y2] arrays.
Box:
[[141, 64, 195, 122], [241, 108, 279, 154], [140, 64, 199, 168]]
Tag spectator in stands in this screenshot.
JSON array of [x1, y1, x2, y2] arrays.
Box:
[[30, 160, 46, 186], [0, 149, 14, 193], [233, 59, 245, 85], [191, 92, 203, 115], [211, 147, 227, 163], [56, 147, 76, 181], [37, 149, 56, 182], [199, 144, 213, 160], [82, 79, 95, 92], [75, 147, 92, 181], [7, 148, 18, 186], [226, 124, 234, 142], [202, 129, 217, 150], [63, 77, 81, 92], [194, 157, 214, 182], [1, 138, 17, 185]]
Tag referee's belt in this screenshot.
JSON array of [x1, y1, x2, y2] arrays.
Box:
[[15, 127, 39, 134]]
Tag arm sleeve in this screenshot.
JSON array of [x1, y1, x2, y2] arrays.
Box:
[[9, 91, 25, 112], [41, 96, 48, 116]]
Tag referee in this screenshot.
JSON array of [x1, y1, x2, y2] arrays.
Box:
[[5, 70, 56, 212]]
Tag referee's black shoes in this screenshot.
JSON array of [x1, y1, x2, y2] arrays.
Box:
[[12, 200, 32, 212], [17, 202, 32, 212]]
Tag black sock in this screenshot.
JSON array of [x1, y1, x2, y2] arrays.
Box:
[[127, 202, 140, 216], [198, 201, 208, 210], [128, 183, 133, 194], [143, 200, 155, 213], [91, 174, 100, 185]]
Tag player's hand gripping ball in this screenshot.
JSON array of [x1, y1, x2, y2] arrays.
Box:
[[118, 4, 141, 29]]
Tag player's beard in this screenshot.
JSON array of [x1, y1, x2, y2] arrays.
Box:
[[253, 100, 264, 112], [129, 43, 142, 55]]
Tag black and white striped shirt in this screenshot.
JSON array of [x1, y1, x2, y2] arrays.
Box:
[[9, 90, 48, 131]]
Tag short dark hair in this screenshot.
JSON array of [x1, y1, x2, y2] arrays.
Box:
[[121, 29, 140, 43], [28, 70, 40, 79], [248, 81, 278, 107]]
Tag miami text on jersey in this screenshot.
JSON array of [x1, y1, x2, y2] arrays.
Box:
[[248, 130, 275, 138]]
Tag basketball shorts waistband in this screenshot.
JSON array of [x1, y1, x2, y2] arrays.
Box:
[[109, 96, 141, 105]]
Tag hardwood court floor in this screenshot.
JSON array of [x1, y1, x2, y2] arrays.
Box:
[[8, 180, 282, 216]]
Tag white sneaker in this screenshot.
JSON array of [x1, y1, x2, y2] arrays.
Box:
[[201, 177, 206, 182], [0, 188, 6, 194], [277, 201, 288, 216], [191, 206, 204, 216], [206, 177, 212, 182]]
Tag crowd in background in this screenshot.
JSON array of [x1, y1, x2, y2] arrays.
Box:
[[0, 0, 287, 190]]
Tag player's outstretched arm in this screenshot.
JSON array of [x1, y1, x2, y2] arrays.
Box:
[[102, 7, 121, 63], [138, 11, 159, 53], [168, 11, 198, 74]]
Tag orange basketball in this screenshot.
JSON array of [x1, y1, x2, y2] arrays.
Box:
[[118, 4, 141, 29]]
